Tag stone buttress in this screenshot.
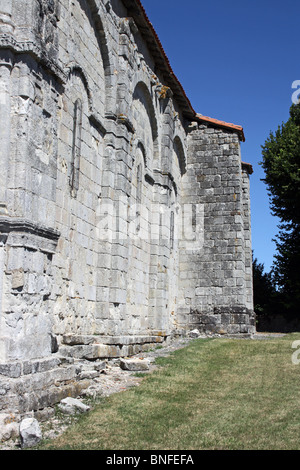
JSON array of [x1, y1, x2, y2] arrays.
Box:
[[177, 117, 255, 335]]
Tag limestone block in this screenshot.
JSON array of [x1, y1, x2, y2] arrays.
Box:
[[0, 413, 20, 442], [11, 269, 24, 289], [0, 0, 255, 418], [120, 358, 150, 371], [58, 397, 90, 415], [0, 362, 22, 378], [62, 334, 96, 346], [189, 329, 200, 338], [59, 344, 113, 359]]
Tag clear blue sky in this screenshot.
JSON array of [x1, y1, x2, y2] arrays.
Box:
[[141, 0, 300, 272]]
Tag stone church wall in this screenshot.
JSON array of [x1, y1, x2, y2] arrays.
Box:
[[0, 0, 254, 415]]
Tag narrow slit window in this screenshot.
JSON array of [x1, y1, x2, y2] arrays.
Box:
[[70, 98, 82, 197], [170, 210, 175, 251], [192, 204, 197, 232], [136, 163, 142, 233]]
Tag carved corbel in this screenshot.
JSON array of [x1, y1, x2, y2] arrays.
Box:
[[155, 84, 173, 101]]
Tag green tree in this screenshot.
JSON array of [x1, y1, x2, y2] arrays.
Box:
[[260, 102, 300, 318], [252, 256, 276, 316], [252, 255, 284, 330]]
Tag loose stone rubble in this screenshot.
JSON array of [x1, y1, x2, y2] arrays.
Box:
[[58, 397, 90, 415], [1, 333, 283, 450], [0, 335, 195, 449], [120, 358, 150, 371], [188, 329, 201, 339], [0, 413, 20, 443]]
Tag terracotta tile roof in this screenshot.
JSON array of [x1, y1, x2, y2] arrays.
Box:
[[196, 115, 246, 142]]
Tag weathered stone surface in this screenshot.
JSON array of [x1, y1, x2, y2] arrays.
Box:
[[120, 358, 150, 371], [0, 413, 20, 442], [58, 397, 90, 415], [20, 418, 42, 448], [22, 357, 61, 375], [0, 362, 22, 378], [59, 344, 112, 360]]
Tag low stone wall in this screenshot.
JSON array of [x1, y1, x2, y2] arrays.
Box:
[[59, 333, 169, 359], [0, 356, 87, 414], [0, 332, 170, 415]]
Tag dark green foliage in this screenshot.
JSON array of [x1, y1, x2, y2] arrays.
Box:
[[260, 102, 300, 319], [261, 103, 300, 228], [252, 256, 277, 315], [252, 255, 286, 331], [272, 228, 300, 314]]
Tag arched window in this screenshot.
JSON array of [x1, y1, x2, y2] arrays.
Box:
[[70, 99, 83, 197]]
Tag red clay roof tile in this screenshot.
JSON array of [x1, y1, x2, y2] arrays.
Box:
[[196, 115, 245, 142]]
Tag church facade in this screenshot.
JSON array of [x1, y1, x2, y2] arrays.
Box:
[[0, 0, 255, 414]]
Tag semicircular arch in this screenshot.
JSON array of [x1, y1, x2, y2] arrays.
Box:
[[173, 135, 186, 176], [133, 81, 158, 143]]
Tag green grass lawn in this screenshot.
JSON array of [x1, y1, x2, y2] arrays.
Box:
[[36, 333, 300, 450]]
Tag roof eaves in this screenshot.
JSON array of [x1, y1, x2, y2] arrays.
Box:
[[126, 0, 196, 119], [125, 1, 247, 143], [196, 114, 246, 142]]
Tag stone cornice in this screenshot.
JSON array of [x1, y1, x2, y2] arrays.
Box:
[[0, 217, 60, 242], [0, 33, 66, 83]]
